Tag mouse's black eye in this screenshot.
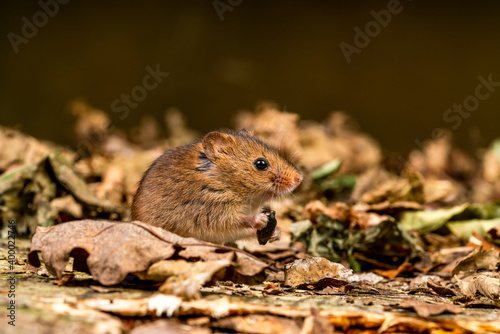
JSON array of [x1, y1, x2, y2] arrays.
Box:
[[254, 158, 269, 171]]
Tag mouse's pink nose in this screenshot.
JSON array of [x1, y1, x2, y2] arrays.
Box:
[[293, 175, 302, 185]]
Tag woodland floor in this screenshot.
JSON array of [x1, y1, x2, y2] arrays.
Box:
[[1, 103, 500, 333]]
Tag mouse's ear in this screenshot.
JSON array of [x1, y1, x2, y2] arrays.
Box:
[[202, 132, 235, 160]]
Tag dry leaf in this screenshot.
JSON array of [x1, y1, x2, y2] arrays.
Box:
[[28, 220, 268, 287], [304, 200, 350, 224], [374, 262, 415, 280], [284, 257, 352, 288], [0, 125, 74, 170], [304, 200, 391, 230], [213, 315, 301, 334], [456, 274, 500, 299], [130, 319, 210, 334], [399, 298, 463, 317], [153, 260, 231, 299], [360, 201, 422, 215], [95, 165, 125, 205], [300, 308, 334, 334], [451, 247, 499, 275], [50, 195, 83, 219], [427, 280, 458, 296]]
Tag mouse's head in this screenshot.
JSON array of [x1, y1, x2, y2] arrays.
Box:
[[201, 130, 302, 199]]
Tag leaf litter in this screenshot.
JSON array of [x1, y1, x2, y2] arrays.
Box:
[[28, 220, 268, 297], [1, 101, 500, 333]]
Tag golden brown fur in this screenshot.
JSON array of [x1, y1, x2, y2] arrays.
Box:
[[131, 130, 302, 244]]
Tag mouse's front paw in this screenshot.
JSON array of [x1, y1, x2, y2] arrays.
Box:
[[243, 213, 268, 230]]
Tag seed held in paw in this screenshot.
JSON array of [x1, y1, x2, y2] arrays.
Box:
[[257, 210, 277, 245]]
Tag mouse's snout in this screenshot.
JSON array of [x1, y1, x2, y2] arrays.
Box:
[[293, 175, 302, 186], [271, 168, 302, 195]]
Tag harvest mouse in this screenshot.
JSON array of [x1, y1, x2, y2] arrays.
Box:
[[131, 129, 302, 244]]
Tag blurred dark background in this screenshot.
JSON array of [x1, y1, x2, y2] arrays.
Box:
[[1, 1, 499, 152]]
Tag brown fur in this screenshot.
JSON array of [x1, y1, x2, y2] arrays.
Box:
[[131, 130, 302, 244]]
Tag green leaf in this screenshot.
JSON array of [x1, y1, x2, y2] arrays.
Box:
[[399, 204, 469, 234], [291, 214, 419, 270], [312, 159, 342, 180], [454, 203, 500, 220], [446, 219, 500, 240], [318, 174, 356, 191], [289, 220, 313, 239]]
